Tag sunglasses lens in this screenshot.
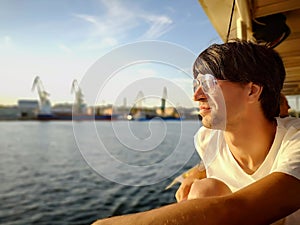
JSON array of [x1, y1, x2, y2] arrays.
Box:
[[202, 77, 216, 93], [194, 74, 217, 94], [193, 79, 200, 92]]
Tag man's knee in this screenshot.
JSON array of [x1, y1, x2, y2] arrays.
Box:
[[187, 178, 232, 200]]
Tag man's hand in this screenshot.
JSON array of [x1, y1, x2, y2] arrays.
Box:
[[175, 164, 206, 202], [175, 177, 196, 202]]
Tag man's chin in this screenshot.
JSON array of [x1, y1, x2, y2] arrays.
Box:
[[201, 116, 226, 130], [201, 116, 213, 129]]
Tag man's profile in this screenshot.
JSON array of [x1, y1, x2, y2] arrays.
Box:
[[92, 40, 300, 225]]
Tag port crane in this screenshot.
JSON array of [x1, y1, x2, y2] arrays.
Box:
[[71, 79, 86, 114], [161, 86, 167, 115], [32, 76, 52, 115], [135, 91, 144, 109]]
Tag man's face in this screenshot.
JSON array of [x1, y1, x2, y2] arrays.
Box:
[[193, 74, 247, 130]]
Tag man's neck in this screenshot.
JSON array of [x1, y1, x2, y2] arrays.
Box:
[[223, 117, 277, 175]]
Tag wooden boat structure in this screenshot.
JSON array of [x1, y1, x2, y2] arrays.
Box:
[[198, 0, 300, 110]]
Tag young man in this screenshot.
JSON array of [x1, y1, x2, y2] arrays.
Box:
[[92, 41, 300, 225]]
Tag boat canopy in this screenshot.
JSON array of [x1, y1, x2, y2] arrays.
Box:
[[199, 0, 300, 96]]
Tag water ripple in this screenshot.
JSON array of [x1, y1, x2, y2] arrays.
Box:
[[0, 121, 200, 225]]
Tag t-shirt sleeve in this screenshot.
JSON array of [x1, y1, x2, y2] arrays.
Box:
[[194, 126, 219, 168], [194, 126, 206, 160], [273, 126, 300, 180]]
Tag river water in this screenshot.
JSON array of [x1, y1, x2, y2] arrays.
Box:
[[0, 120, 201, 225]]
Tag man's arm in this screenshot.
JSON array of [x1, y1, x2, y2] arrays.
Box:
[[92, 172, 300, 225], [231, 172, 300, 224], [175, 165, 206, 202]]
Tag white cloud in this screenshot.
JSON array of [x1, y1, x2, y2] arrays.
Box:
[[76, 14, 98, 25], [0, 35, 13, 49], [141, 15, 173, 39], [73, 1, 174, 50], [101, 37, 118, 47], [58, 43, 73, 53]]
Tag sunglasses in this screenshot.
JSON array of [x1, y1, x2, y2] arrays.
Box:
[[193, 74, 218, 94]]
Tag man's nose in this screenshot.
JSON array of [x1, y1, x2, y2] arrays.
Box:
[[193, 86, 206, 101]]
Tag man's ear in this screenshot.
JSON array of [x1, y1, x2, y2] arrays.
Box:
[[248, 82, 263, 103]]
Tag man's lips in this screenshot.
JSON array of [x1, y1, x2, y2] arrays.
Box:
[[199, 105, 211, 116], [200, 105, 210, 110]]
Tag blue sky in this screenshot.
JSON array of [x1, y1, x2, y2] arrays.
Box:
[[0, 0, 221, 107]]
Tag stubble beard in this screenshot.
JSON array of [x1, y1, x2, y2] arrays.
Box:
[[201, 112, 226, 130]]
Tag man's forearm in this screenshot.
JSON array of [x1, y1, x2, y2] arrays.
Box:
[[92, 196, 238, 225], [92, 173, 300, 225]]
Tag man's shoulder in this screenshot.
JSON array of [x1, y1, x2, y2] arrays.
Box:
[[277, 117, 300, 130]]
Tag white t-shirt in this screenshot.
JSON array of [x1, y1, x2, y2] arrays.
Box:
[[194, 117, 300, 225]]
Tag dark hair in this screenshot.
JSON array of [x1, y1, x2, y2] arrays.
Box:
[[193, 40, 286, 121]]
